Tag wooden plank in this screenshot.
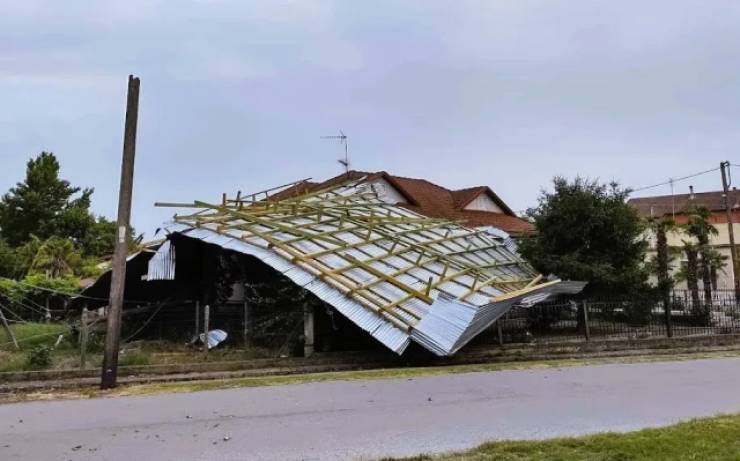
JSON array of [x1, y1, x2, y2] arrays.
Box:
[[342, 254, 434, 305], [490, 279, 561, 303]]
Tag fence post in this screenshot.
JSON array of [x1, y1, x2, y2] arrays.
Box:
[[194, 300, 200, 339], [80, 308, 89, 369], [44, 298, 51, 323], [496, 320, 504, 346], [664, 299, 673, 339], [582, 300, 591, 342], [203, 304, 210, 359], [304, 304, 315, 358], [243, 298, 250, 347]]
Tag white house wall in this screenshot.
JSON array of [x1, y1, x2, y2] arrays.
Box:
[[369, 178, 408, 204], [464, 194, 504, 213]]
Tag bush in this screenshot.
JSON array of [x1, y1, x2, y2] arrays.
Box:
[[622, 301, 654, 325], [526, 305, 562, 331], [26, 344, 53, 369]]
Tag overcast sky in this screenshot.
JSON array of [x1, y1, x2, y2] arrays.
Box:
[[3, 0, 740, 235]]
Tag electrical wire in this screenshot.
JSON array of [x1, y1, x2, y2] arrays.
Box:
[[0, 302, 25, 322], [122, 302, 168, 344], [0, 276, 156, 304], [631, 166, 721, 193]]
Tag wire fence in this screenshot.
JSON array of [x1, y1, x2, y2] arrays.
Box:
[[7, 282, 740, 366], [480, 289, 740, 346]]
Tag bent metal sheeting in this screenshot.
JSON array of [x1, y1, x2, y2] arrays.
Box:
[[155, 178, 580, 355]]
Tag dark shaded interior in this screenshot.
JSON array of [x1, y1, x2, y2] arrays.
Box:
[[76, 233, 394, 355]]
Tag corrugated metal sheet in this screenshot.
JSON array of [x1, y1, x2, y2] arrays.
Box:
[[157, 180, 584, 356], [146, 240, 176, 281]]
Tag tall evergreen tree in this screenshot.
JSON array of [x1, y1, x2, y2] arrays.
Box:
[[519, 177, 648, 296], [0, 152, 118, 258], [0, 152, 80, 246]]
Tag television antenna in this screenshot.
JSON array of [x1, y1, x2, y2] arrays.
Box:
[[320, 130, 349, 174]]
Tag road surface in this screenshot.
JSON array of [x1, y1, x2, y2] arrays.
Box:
[[2, 357, 740, 460]]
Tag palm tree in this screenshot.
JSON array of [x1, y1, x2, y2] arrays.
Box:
[[648, 217, 677, 335], [704, 247, 729, 290], [30, 237, 82, 278], [684, 207, 719, 306], [680, 241, 701, 308]]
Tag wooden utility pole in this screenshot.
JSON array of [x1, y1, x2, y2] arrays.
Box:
[[721, 161, 740, 298], [101, 75, 140, 389]]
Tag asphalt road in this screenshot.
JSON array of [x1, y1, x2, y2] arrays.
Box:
[[2, 357, 740, 461]]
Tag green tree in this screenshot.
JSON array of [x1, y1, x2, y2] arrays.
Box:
[[0, 152, 81, 246], [647, 218, 677, 329], [684, 207, 720, 305], [12, 236, 43, 278], [29, 237, 83, 278], [677, 241, 701, 307], [519, 177, 648, 296], [0, 239, 16, 278], [0, 152, 119, 258]]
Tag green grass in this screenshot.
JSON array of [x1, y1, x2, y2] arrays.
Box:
[[118, 350, 152, 367], [0, 322, 73, 350], [386, 414, 740, 460], [0, 322, 75, 371]]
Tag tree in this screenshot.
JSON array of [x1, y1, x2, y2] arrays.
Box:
[[30, 237, 83, 278], [706, 248, 728, 290], [0, 239, 16, 278], [684, 207, 720, 305], [648, 218, 677, 329], [519, 177, 648, 296], [12, 236, 42, 278], [0, 152, 119, 258], [677, 241, 701, 307], [0, 152, 80, 246]]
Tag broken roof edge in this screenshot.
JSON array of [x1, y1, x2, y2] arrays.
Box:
[[160, 222, 575, 356], [151, 179, 561, 355]]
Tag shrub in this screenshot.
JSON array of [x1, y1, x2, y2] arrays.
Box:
[[526, 305, 562, 331], [27, 344, 53, 369], [622, 301, 654, 325]]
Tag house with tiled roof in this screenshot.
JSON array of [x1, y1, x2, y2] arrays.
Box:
[[277, 171, 534, 237], [628, 188, 740, 290]]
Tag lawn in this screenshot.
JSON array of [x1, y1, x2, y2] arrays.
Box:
[[387, 414, 740, 461]]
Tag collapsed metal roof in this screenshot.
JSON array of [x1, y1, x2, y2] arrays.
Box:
[[154, 178, 582, 355]]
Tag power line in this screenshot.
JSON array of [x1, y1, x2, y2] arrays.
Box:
[[631, 166, 721, 193], [0, 277, 154, 304]]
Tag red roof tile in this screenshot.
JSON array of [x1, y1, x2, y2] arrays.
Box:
[[628, 190, 740, 218], [276, 171, 534, 236]]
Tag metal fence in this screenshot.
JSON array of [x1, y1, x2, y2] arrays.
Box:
[[485, 289, 740, 345]]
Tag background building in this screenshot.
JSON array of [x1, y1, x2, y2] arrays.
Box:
[[629, 188, 740, 290]]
